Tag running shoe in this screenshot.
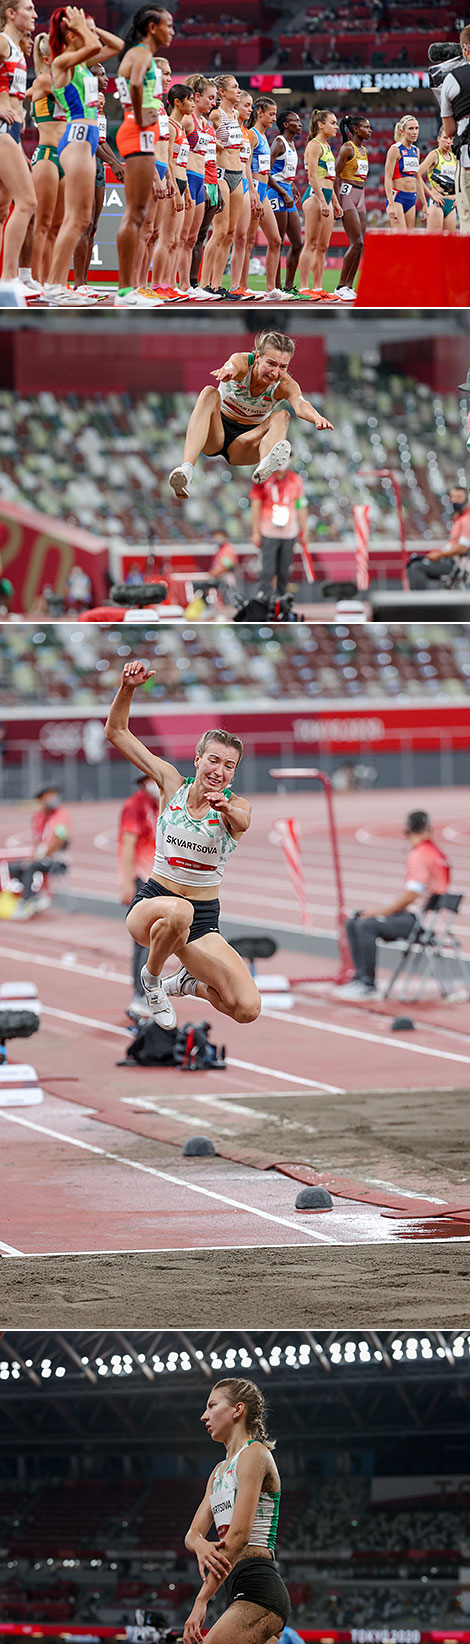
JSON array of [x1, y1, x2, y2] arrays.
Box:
[[114, 289, 163, 307], [196, 286, 223, 301], [127, 993, 151, 1021], [169, 462, 193, 499], [72, 285, 99, 303], [262, 287, 294, 301], [336, 285, 357, 302], [45, 285, 91, 306], [140, 966, 177, 1029], [151, 285, 185, 301], [19, 273, 47, 302], [164, 966, 198, 998], [317, 289, 341, 303], [252, 438, 291, 484]]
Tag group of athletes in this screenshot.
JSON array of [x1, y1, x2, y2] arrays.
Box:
[[0, 0, 460, 305]]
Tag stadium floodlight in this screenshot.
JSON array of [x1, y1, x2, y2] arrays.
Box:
[[98, 1364, 108, 1376], [55, 1366, 66, 1377]]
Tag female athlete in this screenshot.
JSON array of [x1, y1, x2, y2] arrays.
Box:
[[0, 0, 37, 287], [183, 1378, 290, 1644], [114, 3, 174, 307], [47, 4, 123, 303], [419, 128, 457, 234], [384, 115, 427, 233], [335, 112, 371, 300], [29, 31, 67, 285], [267, 107, 302, 295], [297, 108, 342, 301], [105, 660, 260, 1029]]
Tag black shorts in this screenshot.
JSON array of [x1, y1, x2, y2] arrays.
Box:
[[218, 412, 255, 462], [224, 1559, 291, 1627], [126, 875, 220, 944]]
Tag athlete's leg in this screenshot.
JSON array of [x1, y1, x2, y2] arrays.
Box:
[[190, 196, 218, 284], [172, 930, 261, 1023], [226, 405, 290, 468], [200, 1601, 284, 1644], [297, 193, 322, 289], [116, 153, 156, 289], [337, 202, 364, 289], [208, 178, 244, 289], [31, 159, 60, 283], [387, 199, 407, 234], [259, 193, 281, 290], [182, 384, 226, 461], [404, 203, 416, 231], [43, 175, 65, 281], [0, 137, 36, 281], [271, 205, 287, 289], [126, 893, 194, 973], [180, 196, 205, 288], [230, 187, 250, 289], [311, 201, 333, 288], [284, 207, 302, 290], [200, 177, 229, 286], [49, 142, 96, 287]]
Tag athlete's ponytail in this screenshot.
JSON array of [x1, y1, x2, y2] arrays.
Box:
[[212, 1379, 276, 1450], [118, 6, 167, 65], [49, 7, 69, 59], [247, 93, 277, 128], [394, 114, 417, 143], [308, 106, 332, 141], [33, 29, 51, 70]]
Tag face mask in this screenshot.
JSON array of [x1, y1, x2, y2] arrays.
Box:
[[451, 499, 467, 515]]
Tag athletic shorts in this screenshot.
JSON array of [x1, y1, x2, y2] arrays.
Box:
[[127, 876, 220, 943], [224, 1559, 291, 1626], [31, 142, 64, 177], [116, 116, 157, 158], [224, 167, 243, 193], [268, 181, 295, 211], [302, 183, 333, 204], [439, 196, 456, 217], [58, 120, 99, 158], [187, 167, 205, 204], [339, 180, 366, 216], [392, 189, 416, 211], [205, 181, 218, 206], [254, 175, 268, 202], [176, 174, 187, 196], [156, 158, 167, 180], [95, 152, 105, 186], [216, 412, 256, 462], [0, 119, 21, 142]]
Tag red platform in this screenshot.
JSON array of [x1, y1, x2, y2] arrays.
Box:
[[356, 231, 470, 307]]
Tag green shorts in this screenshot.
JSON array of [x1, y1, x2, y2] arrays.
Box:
[[205, 181, 218, 206], [31, 143, 64, 178], [302, 183, 333, 205]]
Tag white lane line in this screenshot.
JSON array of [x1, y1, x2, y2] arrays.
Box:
[[228, 1057, 341, 1092], [0, 1238, 24, 1256], [0, 1113, 337, 1245], [263, 1009, 470, 1068]]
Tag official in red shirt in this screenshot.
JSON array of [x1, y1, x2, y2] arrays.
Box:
[[341, 810, 450, 1000], [250, 466, 309, 602], [408, 486, 470, 589], [118, 774, 160, 1019]]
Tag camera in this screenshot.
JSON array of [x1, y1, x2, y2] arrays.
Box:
[[428, 41, 463, 107]]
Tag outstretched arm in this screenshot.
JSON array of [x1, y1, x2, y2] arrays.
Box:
[[211, 352, 249, 383], [280, 374, 334, 431], [104, 660, 182, 794]]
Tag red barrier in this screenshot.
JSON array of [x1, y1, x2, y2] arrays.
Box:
[[0, 499, 109, 610], [356, 232, 470, 307]]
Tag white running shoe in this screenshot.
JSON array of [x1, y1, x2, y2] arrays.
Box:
[[72, 285, 100, 303], [20, 272, 46, 299], [45, 284, 89, 306], [114, 289, 163, 308], [140, 966, 177, 1029], [263, 287, 293, 301], [127, 993, 151, 1021], [164, 966, 198, 998], [252, 439, 291, 484], [336, 285, 357, 302], [169, 462, 193, 499]]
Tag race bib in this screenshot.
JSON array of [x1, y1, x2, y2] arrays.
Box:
[[284, 147, 298, 178], [139, 128, 155, 151], [178, 138, 190, 164], [356, 154, 369, 177], [83, 72, 99, 109], [272, 504, 290, 527], [258, 150, 270, 172], [226, 118, 242, 147], [116, 75, 131, 106], [340, 181, 352, 195], [403, 153, 419, 174], [98, 114, 107, 140], [157, 111, 169, 138], [68, 120, 88, 142], [326, 154, 336, 177], [11, 64, 26, 96]]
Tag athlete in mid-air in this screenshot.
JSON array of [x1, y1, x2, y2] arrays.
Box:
[[168, 329, 333, 499]]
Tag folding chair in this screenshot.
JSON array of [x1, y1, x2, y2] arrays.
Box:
[[382, 893, 469, 1001]]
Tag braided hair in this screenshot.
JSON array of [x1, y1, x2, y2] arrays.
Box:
[[212, 1378, 276, 1449]]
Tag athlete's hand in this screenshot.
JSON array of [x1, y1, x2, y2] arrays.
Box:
[[120, 660, 157, 689], [386, 202, 399, 222], [203, 788, 232, 815], [112, 162, 125, 182], [250, 192, 263, 218], [184, 1600, 207, 1644], [430, 188, 444, 207], [64, 6, 89, 36], [320, 201, 330, 218], [211, 363, 234, 382], [312, 411, 334, 431], [194, 1535, 232, 1582], [173, 192, 184, 211], [427, 549, 443, 561], [333, 197, 343, 218]]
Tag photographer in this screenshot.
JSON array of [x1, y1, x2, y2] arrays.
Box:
[[408, 485, 470, 590], [441, 24, 470, 231]]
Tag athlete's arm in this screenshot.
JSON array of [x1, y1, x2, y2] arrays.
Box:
[[51, 8, 105, 79], [280, 374, 334, 431], [363, 888, 418, 918], [184, 1469, 232, 1582], [305, 137, 324, 201], [267, 136, 291, 203], [204, 791, 251, 840], [97, 136, 124, 178], [211, 352, 249, 384], [415, 153, 427, 214], [104, 662, 182, 794], [183, 1444, 268, 1644], [251, 491, 262, 547], [384, 143, 398, 210], [89, 24, 124, 57], [334, 138, 353, 185]]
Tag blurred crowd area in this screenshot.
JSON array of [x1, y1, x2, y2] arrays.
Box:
[[0, 366, 466, 556], [1, 623, 470, 707], [0, 1476, 468, 1628]]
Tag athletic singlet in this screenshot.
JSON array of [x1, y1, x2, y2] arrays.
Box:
[[210, 1441, 281, 1553], [239, 122, 251, 164], [204, 119, 217, 182], [32, 84, 67, 123], [187, 111, 209, 155], [155, 98, 169, 141], [271, 133, 298, 182], [116, 52, 162, 114], [393, 142, 419, 181], [428, 147, 457, 193], [219, 354, 280, 425], [315, 139, 335, 181], [251, 124, 271, 175], [0, 33, 26, 102], [217, 107, 243, 151], [98, 110, 107, 141], [153, 778, 237, 888], [339, 140, 369, 185], [171, 119, 190, 166], [55, 63, 99, 122]]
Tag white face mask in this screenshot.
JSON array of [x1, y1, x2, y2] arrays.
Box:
[[144, 781, 159, 799]]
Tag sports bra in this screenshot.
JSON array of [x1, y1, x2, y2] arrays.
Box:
[[0, 33, 26, 102], [153, 779, 237, 888], [251, 124, 271, 174], [393, 142, 419, 180], [210, 1441, 281, 1554], [429, 147, 457, 192], [187, 111, 209, 154], [239, 122, 251, 164], [219, 354, 280, 425], [315, 139, 335, 179], [55, 63, 99, 122], [340, 140, 369, 184], [217, 107, 242, 151], [271, 133, 298, 182], [171, 119, 190, 166], [116, 52, 162, 115], [32, 84, 67, 124]]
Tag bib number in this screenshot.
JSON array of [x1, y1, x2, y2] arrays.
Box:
[[11, 66, 26, 96], [68, 121, 88, 142], [340, 181, 352, 195], [272, 504, 290, 527], [140, 128, 155, 152]]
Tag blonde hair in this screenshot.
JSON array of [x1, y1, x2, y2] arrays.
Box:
[[195, 728, 243, 765], [255, 330, 295, 360], [394, 115, 417, 142], [212, 1378, 276, 1449], [155, 55, 170, 72], [33, 31, 51, 70], [0, 0, 22, 27]]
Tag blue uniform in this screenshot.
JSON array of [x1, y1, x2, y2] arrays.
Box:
[[251, 124, 271, 202]]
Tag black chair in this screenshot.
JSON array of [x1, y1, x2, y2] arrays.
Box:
[[382, 893, 469, 1001]]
